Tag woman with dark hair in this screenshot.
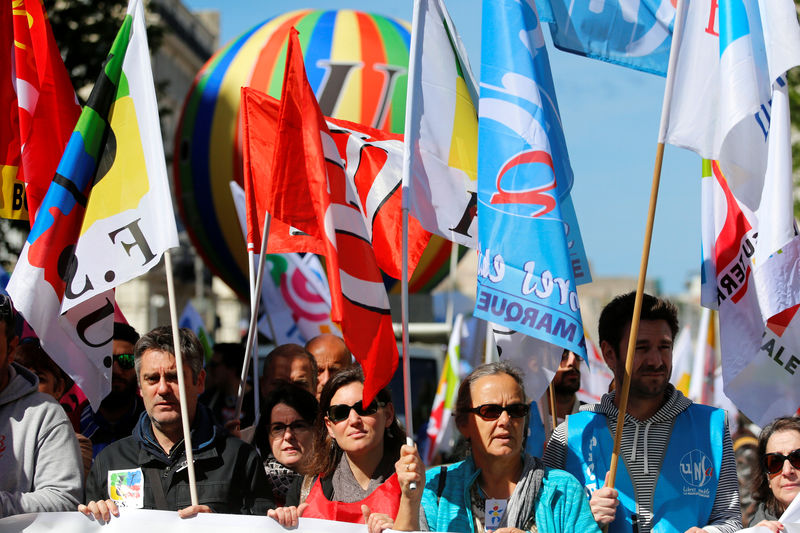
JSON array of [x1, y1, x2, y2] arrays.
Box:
[[268, 366, 423, 532], [254, 382, 319, 506], [750, 416, 800, 531], [397, 362, 598, 533]]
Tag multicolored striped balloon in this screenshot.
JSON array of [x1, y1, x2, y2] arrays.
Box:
[[174, 9, 460, 298]]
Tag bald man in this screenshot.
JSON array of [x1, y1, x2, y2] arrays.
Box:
[[305, 334, 352, 399]]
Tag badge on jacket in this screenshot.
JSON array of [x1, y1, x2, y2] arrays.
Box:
[[108, 468, 144, 508]]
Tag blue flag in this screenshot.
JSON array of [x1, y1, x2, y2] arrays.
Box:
[[536, 0, 675, 76], [475, 0, 589, 360]]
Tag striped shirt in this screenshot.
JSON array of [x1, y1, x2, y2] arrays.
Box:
[[542, 386, 742, 533]]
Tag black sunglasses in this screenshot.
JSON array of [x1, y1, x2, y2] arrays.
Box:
[[114, 353, 135, 370], [466, 403, 529, 420], [327, 399, 386, 423], [764, 448, 800, 476]]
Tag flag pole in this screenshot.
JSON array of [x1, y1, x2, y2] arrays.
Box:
[[605, 0, 687, 493], [445, 243, 459, 334], [164, 249, 199, 506], [235, 213, 272, 421], [247, 250, 261, 424], [399, 0, 426, 491]]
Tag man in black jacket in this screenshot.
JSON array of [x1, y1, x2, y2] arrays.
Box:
[[79, 326, 273, 521]]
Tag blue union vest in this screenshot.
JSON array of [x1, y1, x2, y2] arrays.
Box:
[[564, 405, 725, 533]]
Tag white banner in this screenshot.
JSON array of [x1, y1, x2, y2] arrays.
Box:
[[0, 511, 433, 533]]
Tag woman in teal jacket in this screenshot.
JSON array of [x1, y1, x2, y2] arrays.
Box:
[[401, 362, 599, 533]]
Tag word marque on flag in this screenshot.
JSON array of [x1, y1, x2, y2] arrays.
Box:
[[249, 27, 400, 404], [241, 89, 430, 282], [475, 0, 591, 368], [7, 0, 178, 408], [1, 0, 80, 222]]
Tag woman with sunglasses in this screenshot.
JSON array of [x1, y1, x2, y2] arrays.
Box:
[[254, 382, 319, 506], [400, 362, 598, 533], [750, 416, 800, 531], [268, 366, 423, 533]]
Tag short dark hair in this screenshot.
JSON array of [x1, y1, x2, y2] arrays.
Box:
[[113, 322, 139, 345], [14, 339, 71, 392], [263, 343, 318, 391], [309, 366, 404, 478], [598, 291, 679, 354], [254, 382, 319, 458], [751, 416, 800, 516], [134, 326, 204, 384], [0, 294, 19, 342], [454, 361, 527, 429]]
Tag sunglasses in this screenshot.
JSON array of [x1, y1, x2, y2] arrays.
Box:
[[269, 420, 312, 438], [327, 399, 386, 423], [764, 448, 800, 476], [114, 353, 135, 370], [466, 403, 529, 420]]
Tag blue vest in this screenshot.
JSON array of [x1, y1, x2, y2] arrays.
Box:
[[564, 405, 724, 533], [525, 400, 545, 457]]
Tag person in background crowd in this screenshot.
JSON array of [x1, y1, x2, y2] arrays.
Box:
[[261, 343, 318, 399], [91, 322, 145, 456], [254, 382, 318, 506], [749, 417, 800, 531], [401, 362, 599, 533], [199, 342, 255, 427], [543, 292, 741, 533], [14, 339, 93, 478], [0, 295, 84, 515], [732, 411, 760, 526], [79, 326, 273, 521], [525, 349, 583, 457], [305, 333, 352, 400], [268, 366, 422, 533]]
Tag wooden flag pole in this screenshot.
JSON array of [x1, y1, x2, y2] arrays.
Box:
[[164, 249, 199, 506], [235, 213, 272, 421], [605, 0, 687, 496]]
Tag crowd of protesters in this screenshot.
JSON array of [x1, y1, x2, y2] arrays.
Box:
[[1, 291, 798, 532]]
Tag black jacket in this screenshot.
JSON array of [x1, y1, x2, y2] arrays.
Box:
[[86, 404, 273, 514]]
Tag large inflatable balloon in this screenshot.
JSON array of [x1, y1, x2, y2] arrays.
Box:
[[174, 9, 462, 298]]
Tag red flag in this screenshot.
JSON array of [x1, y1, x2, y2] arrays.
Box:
[[241, 89, 430, 281], [265, 28, 399, 403], [1, 0, 79, 222]]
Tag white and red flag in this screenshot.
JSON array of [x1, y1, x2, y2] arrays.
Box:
[[252, 28, 402, 403]]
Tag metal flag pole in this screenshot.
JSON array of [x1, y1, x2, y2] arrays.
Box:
[[235, 212, 272, 421]]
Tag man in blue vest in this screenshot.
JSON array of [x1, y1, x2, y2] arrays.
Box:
[[542, 292, 741, 533]]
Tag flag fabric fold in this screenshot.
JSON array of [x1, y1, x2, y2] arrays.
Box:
[[474, 0, 590, 362], [241, 87, 430, 281], [403, 0, 480, 248], [535, 0, 675, 76], [264, 28, 399, 404], [663, 0, 800, 211], [7, 0, 178, 408], [1, 0, 80, 221], [230, 181, 338, 345]]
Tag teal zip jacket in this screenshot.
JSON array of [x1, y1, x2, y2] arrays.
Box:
[[420, 455, 601, 533]]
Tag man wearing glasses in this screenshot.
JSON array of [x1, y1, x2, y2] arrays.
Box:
[[79, 326, 273, 520], [0, 295, 84, 515], [91, 322, 144, 456], [543, 292, 741, 533]]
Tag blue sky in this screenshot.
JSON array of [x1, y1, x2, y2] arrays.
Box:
[[184, 0, 702, 295]]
